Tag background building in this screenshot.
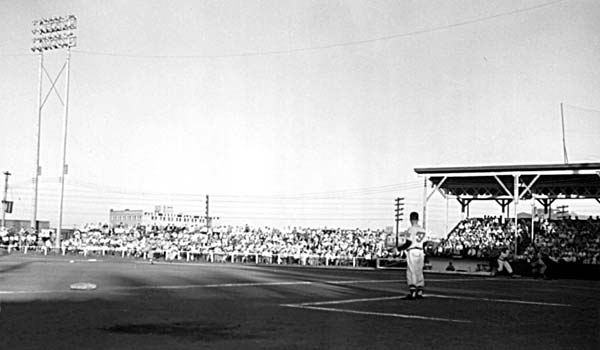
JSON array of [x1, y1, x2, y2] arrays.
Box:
[[110, 206, 204, 228], [109, 209, 144, 228], [1, 219, 50, 231]]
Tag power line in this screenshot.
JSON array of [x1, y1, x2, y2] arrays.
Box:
[[563, 103, 600, 114], [16, 187, 411, 202], [12, 188, 398, 200], [0, 1, 562, 59], [211, 182, 421, 199], [218, 216, 392, 221], [0, 53, 34, 58], [42, 178, 422, 200]]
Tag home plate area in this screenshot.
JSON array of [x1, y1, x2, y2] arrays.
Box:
[[281, 291, 572, 325]]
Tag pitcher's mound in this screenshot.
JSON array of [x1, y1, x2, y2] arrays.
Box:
[[70, 282, 97, 290]]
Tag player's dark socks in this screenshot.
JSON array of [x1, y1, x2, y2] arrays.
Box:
[[416, 288, 424, 299], [403, 293, 415, 300], [405, 285, 418, 300]]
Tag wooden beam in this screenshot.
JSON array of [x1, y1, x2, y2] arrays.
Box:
[[426, 176, 447, 202], [493, 175, 512, 197], [519, 174, 541, 200]]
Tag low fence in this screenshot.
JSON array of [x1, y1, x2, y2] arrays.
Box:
[[0, 244, 380, 268], [3, 244, 597, 279]]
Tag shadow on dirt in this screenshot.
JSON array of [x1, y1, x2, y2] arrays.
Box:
[[103, 320, 259, 342]]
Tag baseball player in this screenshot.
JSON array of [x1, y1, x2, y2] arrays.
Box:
[[495, 247, 514, 277], [400, 212, 426, 300]]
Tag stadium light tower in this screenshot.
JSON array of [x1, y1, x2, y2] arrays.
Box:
[[31, 15, 77, 248]]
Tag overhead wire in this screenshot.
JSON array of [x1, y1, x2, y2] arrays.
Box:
[[0, 1, 563, 59], [69, 0, 563, 59]]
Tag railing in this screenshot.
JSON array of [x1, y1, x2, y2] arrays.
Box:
[[0, 244, 387, 268]]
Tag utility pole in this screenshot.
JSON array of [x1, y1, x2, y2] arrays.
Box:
[[205, 195, 210, 228], [2, 171, 12, 229], [422, 177, 428, 230], [561, 102, 569, 164], [204, 195, 219, 229], [394, 197, 405, 245], [556, 205, 569, 219]]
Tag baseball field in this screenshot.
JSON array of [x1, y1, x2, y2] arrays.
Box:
[[0, 253, 598, 349]]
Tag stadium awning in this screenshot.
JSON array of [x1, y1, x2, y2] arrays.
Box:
[[414, 162, 600, 252], [415, 162, 600, 201], [413, 162, 600, 228]]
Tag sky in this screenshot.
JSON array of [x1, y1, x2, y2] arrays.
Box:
[[1, 0, 599, 235]]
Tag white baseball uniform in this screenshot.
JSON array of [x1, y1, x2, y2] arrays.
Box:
[[405, 224, 426, 294]]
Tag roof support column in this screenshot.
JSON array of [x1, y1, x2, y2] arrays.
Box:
[[494, 199, 513, 219], [456, 198, 473, 220], [445, 195, 450, 235], [535, 198, 556, 219], [422, 176, 428, 230], [531, 196, 536, 242], [513, 174, 519, 255], [422, 176, 447, 231]]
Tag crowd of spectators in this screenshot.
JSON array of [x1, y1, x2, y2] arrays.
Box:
[[432, 216, 528, 259], [0, 227, 54, 250], [10, 223, 392, 262], [2, 215, 599, 265], [432, 216, 600, 264], [526, 217, 600, 264]]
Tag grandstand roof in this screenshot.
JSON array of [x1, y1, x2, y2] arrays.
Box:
[[415, 162, 600, 200]]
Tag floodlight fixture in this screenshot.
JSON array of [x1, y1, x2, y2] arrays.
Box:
[[31, 15, 77, 52]]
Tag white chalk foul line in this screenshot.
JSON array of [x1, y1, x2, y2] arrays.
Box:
[[0, 280, 315, 295], [295, 295, 405, 306], [0, 279, 394, 295], [423, 278, 493, 282], [110, 280, 315, 291], [327, 278, 490, 284], [0, 278, 464, 295], [326, 279, 402, 284], [426, 294, 572, 307], [282, 304, 471, 323], [0, 290, 59, 295]]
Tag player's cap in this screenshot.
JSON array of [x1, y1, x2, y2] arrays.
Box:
[[409, 212, 419, 221]]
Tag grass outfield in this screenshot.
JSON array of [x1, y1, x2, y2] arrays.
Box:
[[0, 253, 598, 349]]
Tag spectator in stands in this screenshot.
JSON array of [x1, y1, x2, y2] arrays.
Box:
[[1, 230, 9, 246], [528, 250, 547, 279]]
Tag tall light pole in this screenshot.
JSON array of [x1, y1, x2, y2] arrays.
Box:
[[31, 15, 77, 247], [1, 171, 12, 229]]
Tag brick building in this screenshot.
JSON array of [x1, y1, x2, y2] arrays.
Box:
[[109, 206, 204, 228]]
